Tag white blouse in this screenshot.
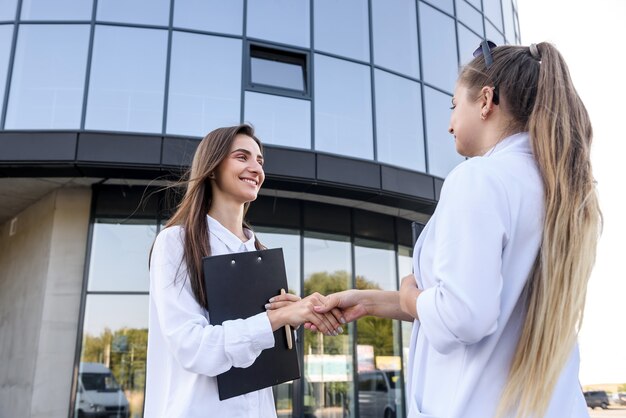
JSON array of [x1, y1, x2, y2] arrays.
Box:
[[145, 215, 277, 418], [407, 133, 589, 418]]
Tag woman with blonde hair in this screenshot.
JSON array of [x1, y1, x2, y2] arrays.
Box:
[[279, 41, 601, 417], [146, 124, 343, 418]]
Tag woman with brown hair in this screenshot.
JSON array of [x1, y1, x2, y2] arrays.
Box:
[[145, 124, 343, 418], [286, 41, 601, 417]]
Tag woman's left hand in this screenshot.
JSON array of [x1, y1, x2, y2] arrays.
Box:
[[399, 274, 421, 320]]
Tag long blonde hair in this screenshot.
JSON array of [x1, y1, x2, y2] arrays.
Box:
[[460, 43, 602, 417]]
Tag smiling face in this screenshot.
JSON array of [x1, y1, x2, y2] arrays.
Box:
[[211, 134, 265, 206], [448, 82, 485, 158]]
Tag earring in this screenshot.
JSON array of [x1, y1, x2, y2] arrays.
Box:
[[209, 172, 215, 179]]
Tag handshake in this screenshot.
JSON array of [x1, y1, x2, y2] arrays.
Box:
[[264, 274, 420, 336]]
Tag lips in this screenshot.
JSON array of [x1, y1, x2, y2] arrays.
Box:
[[240, 178, 258, 186]]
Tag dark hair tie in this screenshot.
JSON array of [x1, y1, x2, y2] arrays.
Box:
[[529, 43, 541, 61]]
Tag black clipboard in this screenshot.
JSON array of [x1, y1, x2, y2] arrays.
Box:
[[202, 248, 300, 400]]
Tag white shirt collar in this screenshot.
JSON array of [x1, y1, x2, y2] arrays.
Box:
[[207, 214, 257, 253]]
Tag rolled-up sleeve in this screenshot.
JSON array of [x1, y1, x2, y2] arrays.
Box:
[[416, 161, 510, 354], [150, 227, 275, 376]]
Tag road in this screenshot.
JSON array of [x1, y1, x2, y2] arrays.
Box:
[[590, 406, 626, 418]]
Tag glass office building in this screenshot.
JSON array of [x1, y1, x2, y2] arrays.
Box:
[[0, 1, 520, 417]]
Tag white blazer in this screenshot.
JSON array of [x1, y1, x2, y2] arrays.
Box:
[[407, 132, 589, 418]]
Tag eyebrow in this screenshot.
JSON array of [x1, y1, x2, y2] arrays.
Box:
[[231, 148, 264, 162]]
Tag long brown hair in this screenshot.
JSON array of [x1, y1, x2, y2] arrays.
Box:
[[460, 43, 602, 417], [157, 124, 264, 309]]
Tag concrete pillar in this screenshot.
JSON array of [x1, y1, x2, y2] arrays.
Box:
[[0, 187, 91, 418]]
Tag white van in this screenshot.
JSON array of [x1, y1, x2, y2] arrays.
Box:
[[75, 362, 130, 418]]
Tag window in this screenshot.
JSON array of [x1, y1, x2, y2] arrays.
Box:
[[419, 2, 458, 93], [0, 25, 13, 121], [375, 69, 425, 172], [248, 44, 308, 96], [20, 0, 93, 20], [167, 32, 241, 137], [455, 0, 484, 37], [0, 0, 18, 20], [314, 54, 373, 159], [371, 0, 420, 78], [244, 91, 310, 149], [314, 0, 370, 62], [86, 26, 167, 133], [173, 0, 243, 35], [458, 24, 483, 66], [96, 0, 169, 26], [483, 0, 503, 31], [5, 24, 89, 129], [247, 0, 310, 48]]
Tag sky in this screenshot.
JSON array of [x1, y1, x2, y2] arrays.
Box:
[[517, 0, 626, 385]]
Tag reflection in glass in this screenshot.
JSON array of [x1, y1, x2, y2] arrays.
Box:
[[419, 2, 458, 93], [314, 0, 369, 62], [314, 54, 373, 159], [256, 227, 301, 417], [398, 246, 413, 417], [371, 0, 419, 78], [355, 240, 404, 418], [424, 87, 465, 178], [97, 0, 169, 26], [0, 25, 13, 119], [86, 26, 167, 133], [483, 0, 503, 30], [251, 57, 304, 91], [455, 0, 484, 36], [173, 0, 243, 35], [167, 32, 241, 137], [457, 24, 483, 66], [247, 0, 310, 48], [20, 0, 92, 20], [304, 233, 354, 418], [87, 221, 157, 292], [375, 69, 425, 172], [5, 24, 89, 129], [76, 294, 149, 418], [244, 92, 310, 149], [0, 0, 17, 20]]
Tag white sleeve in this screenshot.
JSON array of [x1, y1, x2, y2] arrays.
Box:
[[416, 161, 510, 354], [149, 227, 275, 376]]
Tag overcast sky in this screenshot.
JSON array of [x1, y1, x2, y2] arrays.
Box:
[[517, 0, 626, 385]]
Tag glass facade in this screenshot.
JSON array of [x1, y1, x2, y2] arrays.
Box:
[[0, 2, 521, 416], [0, 0, 520, 179]]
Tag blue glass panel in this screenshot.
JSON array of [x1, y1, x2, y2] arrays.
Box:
[[251, 57, 304, 91], [167, 32, 241, 137], [501, 0, 515, 43], [86, 26, 167, 133], [173, 0, 243, 35], [455, 0, 484, 36], [314, 0, 369, 62], [247, 0, 309, 48], [424, 86, 465, 178], [314, 54, 373, 159], [20, 0, 93, 20], [0, 0, 18, 20], [483, 0, 503, 30], [87, 221, 156, 292], [486, 21, 505, 46], [371, 0, 419, 78], [97, 0, 169, 26], [420, 2, 458, 93], [5, 24, 89, 129], [465, 0, 481, 10], [0, 25, 13, 120], [457, 24, 483, 66], [374, 69, 425, 172], [422, 0, 454, 15], [244, 92, 310, 149]]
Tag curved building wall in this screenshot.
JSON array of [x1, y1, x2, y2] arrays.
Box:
[[0, 0, 519, 179], [0, 1, 520, 418]]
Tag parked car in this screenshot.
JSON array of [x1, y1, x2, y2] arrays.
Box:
[[584, 390, 609, 410], [75, 362, 130, 418], [358, 370, 401, 418]]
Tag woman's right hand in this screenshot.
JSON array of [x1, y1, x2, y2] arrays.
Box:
[[266, 292, 344, 336]]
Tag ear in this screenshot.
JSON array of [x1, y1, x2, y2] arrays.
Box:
[[479, 86, 496, 115]]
